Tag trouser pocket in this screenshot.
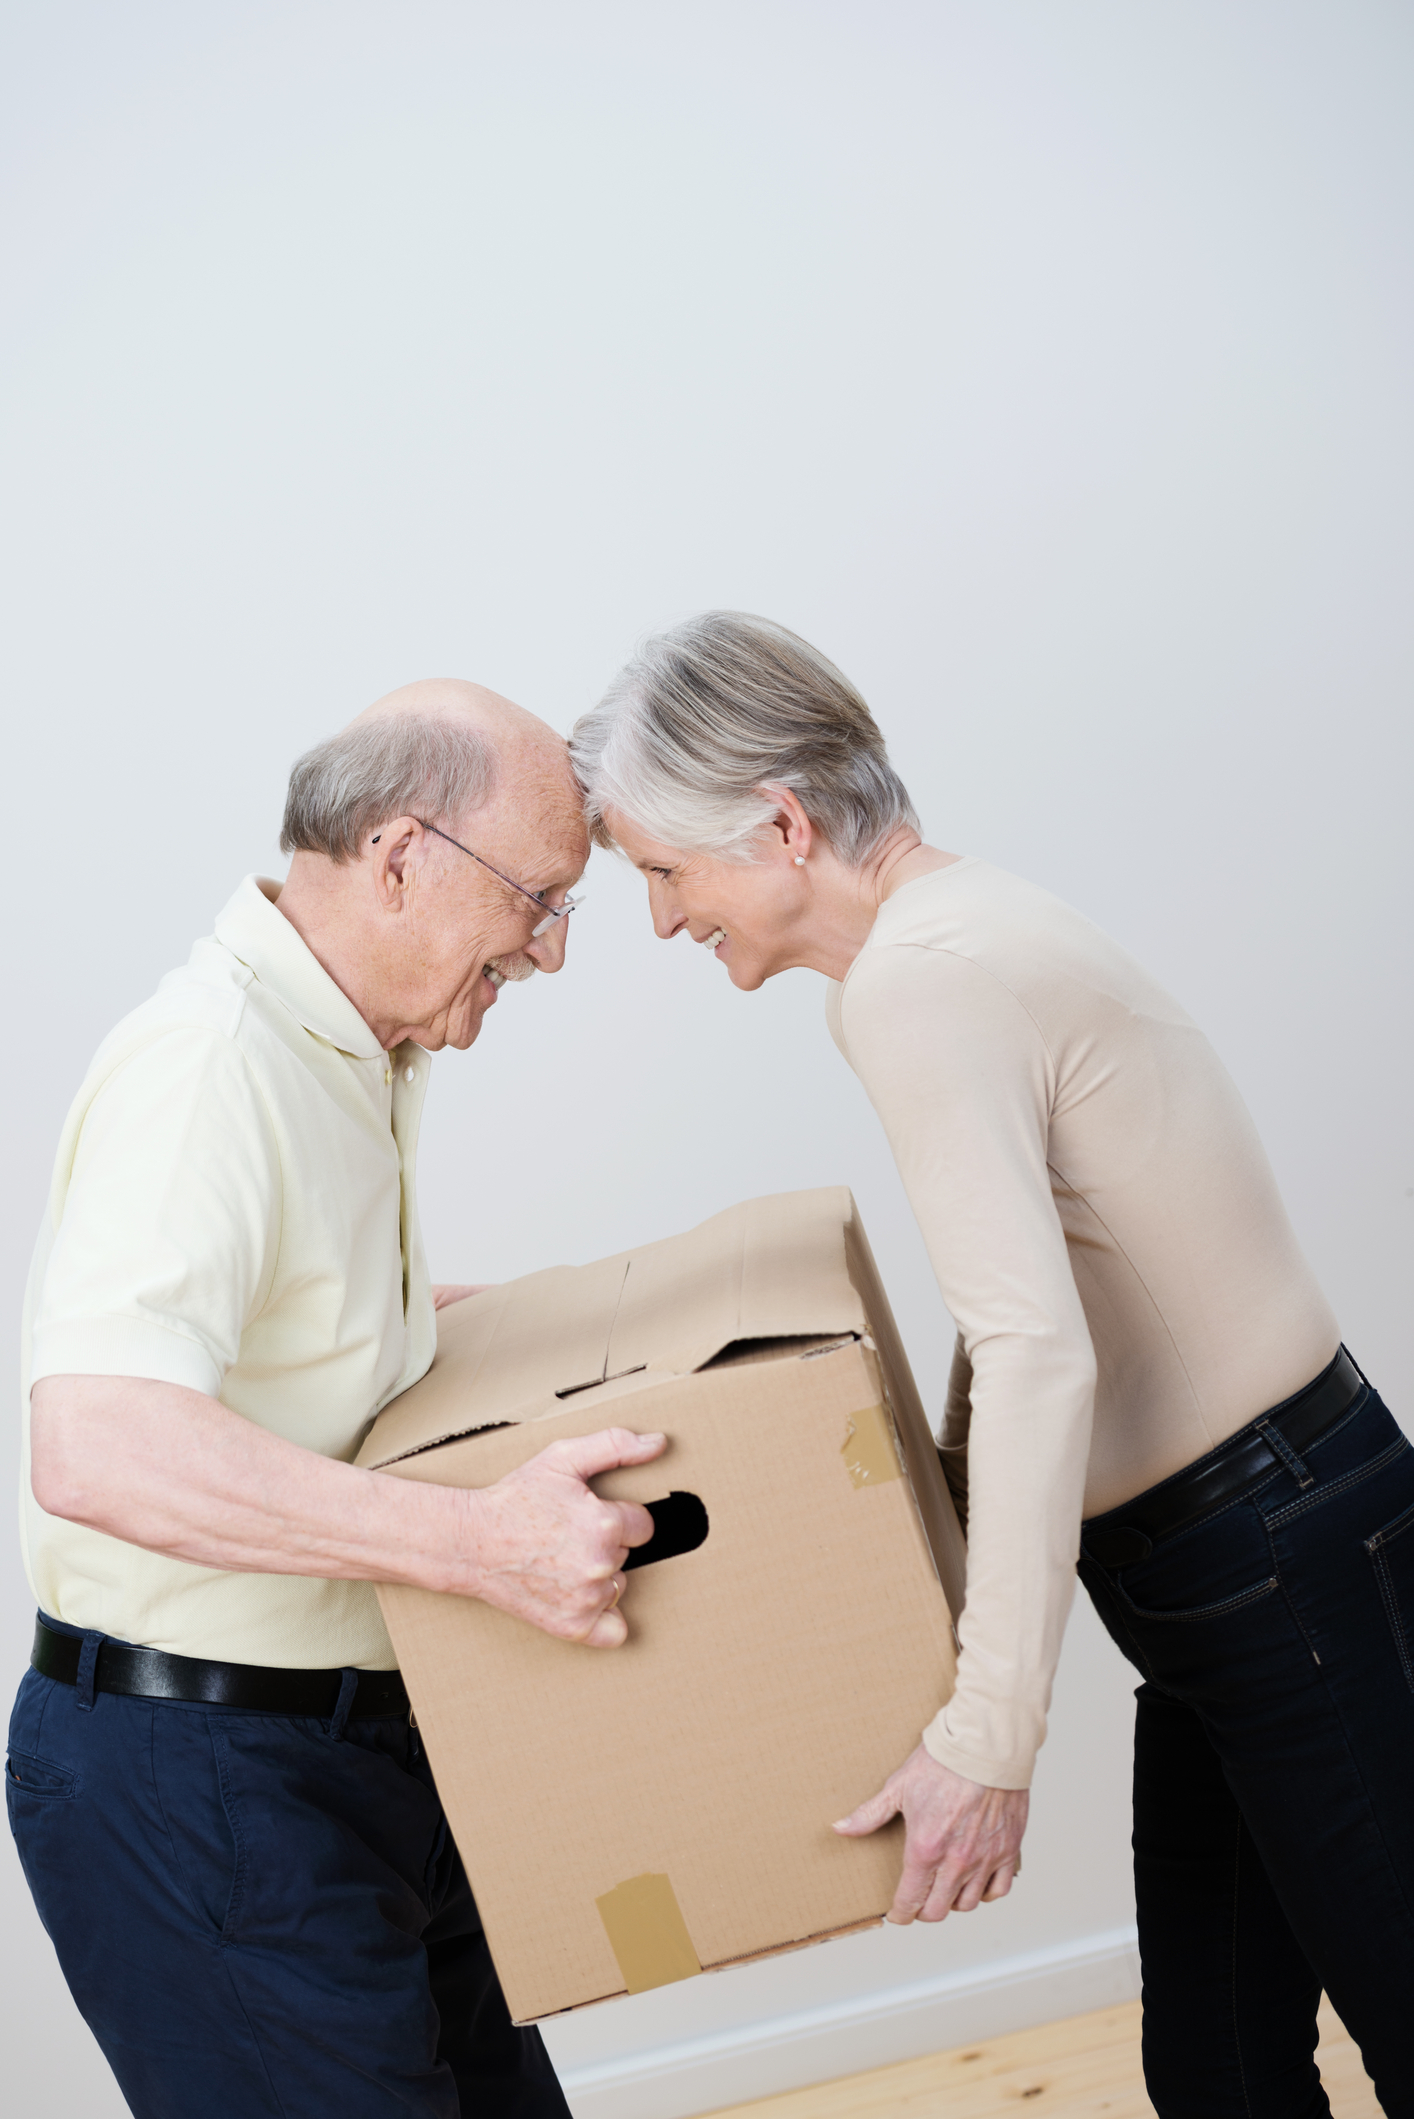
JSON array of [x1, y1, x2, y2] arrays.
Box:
[[6, 1752, 78, 1802]]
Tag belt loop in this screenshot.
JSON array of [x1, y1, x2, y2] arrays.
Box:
[[1257, 1419, 1315, 1490], [74, 1631, 103, 1713], [328, 1668, 359, 1742]]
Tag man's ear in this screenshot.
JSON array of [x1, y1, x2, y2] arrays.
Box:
[[368, 815, 424, 910]]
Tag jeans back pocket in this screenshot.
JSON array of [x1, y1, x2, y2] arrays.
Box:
[[1367, 1498, 1414, 1690]]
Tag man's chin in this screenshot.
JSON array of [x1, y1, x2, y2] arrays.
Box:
[[434, 961, 534, 1052], [450, 999, 492, 1050]]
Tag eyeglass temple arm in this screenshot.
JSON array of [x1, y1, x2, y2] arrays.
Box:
[[531, 895, 582, 938], [414, 819, 582, 934]]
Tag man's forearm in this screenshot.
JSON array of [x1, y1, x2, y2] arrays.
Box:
[[30, 1375, 481, 1595]]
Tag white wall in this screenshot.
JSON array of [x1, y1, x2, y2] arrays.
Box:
[[2, 4, 1410, 2112]]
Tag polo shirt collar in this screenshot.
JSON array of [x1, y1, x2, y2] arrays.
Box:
[[214, 876, 386, 1060]]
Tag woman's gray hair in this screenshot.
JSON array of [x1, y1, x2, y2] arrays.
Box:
[[568, 612, 918, 866], [280, 713, 496, 863]]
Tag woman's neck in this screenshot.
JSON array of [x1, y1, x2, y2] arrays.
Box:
[[868, 831, 963, 909], [791, 833, 963, 982]]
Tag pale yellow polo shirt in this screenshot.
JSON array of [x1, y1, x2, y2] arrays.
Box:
[[20, 875, 437, 1669]]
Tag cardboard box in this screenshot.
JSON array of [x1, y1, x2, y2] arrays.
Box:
[[357, 1187, 966, 2024]]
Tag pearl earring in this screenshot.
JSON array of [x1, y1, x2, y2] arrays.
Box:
[[793, 855, 806, 866]]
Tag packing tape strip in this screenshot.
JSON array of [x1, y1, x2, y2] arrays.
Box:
[[841, 1402, 902, 1487], [596, 1873, 703, 1994]]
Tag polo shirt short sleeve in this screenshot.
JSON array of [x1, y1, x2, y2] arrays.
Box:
[[32, 1026, 281, 1400], [21, 877, 438, 1670]]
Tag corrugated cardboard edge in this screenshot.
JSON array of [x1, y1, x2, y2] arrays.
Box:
[[363, 1416, 516, 1469], [841, 1207, 968, 1628], [516, 1912, 889, 2024]]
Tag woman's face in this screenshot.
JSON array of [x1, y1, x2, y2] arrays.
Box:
[[607, 811, 809, 991]]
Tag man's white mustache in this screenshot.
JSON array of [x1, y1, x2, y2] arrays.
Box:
[[486, 953, 537, 987]]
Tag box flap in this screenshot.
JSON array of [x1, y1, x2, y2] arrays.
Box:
[[359, 1187, 868, 1470]]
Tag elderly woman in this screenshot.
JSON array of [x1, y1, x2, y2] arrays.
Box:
[[570, 613, 1412, 2118]]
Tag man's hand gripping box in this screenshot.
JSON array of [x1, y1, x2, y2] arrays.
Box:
[[356, 1187, 965, 2024]]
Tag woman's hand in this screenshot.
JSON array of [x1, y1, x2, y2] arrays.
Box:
[[432, 1283, 495, 1310], [833, 1742, 1028, 1922]]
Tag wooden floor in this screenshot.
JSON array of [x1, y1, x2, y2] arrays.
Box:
[[712, 1997, 1378, 2117]]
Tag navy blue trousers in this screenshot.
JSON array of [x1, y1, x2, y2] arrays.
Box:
[[6, 1626, 570, 2118], [1081, 1376, 1414, 2118]]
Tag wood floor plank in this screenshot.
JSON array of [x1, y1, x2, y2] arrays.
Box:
[[711, 1996, 1380, 2118], [1316, 2000, 1380, 2117]]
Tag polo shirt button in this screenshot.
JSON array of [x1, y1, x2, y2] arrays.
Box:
[[383, 1067, 393, 1085], [404, 1065, 416, 1083]]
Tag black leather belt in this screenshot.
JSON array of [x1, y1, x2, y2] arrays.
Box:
[[31, 1617, 409, 1719], [1083, 1346, 1366, 1569]]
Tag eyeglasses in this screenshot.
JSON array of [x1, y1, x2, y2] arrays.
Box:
[[414, 820, 584, 938]]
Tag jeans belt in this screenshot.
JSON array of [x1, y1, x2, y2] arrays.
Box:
[[1083, 1346, 1365, 1569], [30, 1617, 409, 1719]]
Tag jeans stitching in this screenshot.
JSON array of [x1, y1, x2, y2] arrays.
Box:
[[1263, 1435, 1409, 1528], [1116, 1574, 1280, 1625], [1265, 1516, 1325, 1669], [1104, 1477, 1284, 1557], [1096, 1373, 1367, 1542], [1302, 1647, 1414, 1944], [1256, 1420, 1314, 1488], [1368, 1547, 1414, 1691], [1282, 1455, 1414, 1944], [1366, 1495, 1414, 1553], [1365, 1499, 1414, 1694], [1301, 1393, 1369, 1456], [1125, 1390, 1376, 1549]]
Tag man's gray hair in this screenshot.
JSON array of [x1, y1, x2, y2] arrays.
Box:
[[569, 612, 919, 866], [280, 714, 496, 863]]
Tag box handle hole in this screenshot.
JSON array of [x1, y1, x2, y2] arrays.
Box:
[[624, 1492, 709, 1570]]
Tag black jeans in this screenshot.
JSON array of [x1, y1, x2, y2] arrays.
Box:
[[1080, 1373, 1414, 2118]]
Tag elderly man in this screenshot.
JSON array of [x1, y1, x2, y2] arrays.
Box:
[[11, 682, 664, 2118]]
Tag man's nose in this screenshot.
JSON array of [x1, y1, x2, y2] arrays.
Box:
[[527, 912, 572, 973]]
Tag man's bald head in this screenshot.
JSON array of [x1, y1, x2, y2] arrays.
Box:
[[281, 678, 581, 864], [353, 677, 556, 754], [275, 677, 590, 1053]]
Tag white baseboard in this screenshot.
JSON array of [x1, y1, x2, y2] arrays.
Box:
[[556, 1925, 1142, 2119]]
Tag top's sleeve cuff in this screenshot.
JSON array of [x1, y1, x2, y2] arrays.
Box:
[[921, 1711, 1035, 1792], [30, 1316, 224, 1400]]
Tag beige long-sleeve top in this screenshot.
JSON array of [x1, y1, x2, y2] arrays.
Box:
[[826, 859, 1339, 1789]]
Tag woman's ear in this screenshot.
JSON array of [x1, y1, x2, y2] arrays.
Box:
[[758, 783, 814, 866]]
